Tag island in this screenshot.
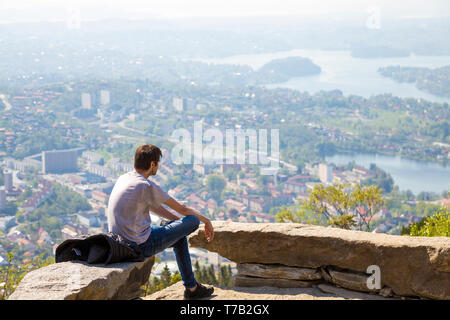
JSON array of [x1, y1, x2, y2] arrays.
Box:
[[252, 56, 322, 84], [378, 65, 450, 98], [257, 57, 322, 80]]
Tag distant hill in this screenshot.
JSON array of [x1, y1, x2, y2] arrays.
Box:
[[351, 45, 410, 58]]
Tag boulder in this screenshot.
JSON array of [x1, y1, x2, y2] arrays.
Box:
[[8, 256, 155, 300], [379, 286, 394, 298], [327, 268, 375, 293], [189, 221, 450, 300]]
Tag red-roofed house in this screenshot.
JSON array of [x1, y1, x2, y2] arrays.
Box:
[[224, 199, 247, 212], [92, 190, 109, 204]]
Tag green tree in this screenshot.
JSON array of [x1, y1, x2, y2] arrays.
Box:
[[142, 263, 182, 296], [405, 206, 449, 237], [193, 260, 233, 287], [217, 264, 233, 287], [206, 175, 226, 193], [194, 260, 207, 284], [405, 190, 415, 201], [316, 141, 336, 157], [160, 264, 172, 287], [164, 175, 182, 190], [276, 183, 384, 232], [0, 252, 54, 300], [351, 184, 384, 232], [169, 272, 182, 285], [362, 165, 394, 194], [206, 175, 226, 202], [417, 191, 439, 201], [274, 205, 326, 226], [206, 265, 218, 286], [305, 183, 356, 230]]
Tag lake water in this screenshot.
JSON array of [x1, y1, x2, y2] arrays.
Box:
[[325, 153, 450, 195], [194, 49, 450, 103], [194, 50, 450, 194]]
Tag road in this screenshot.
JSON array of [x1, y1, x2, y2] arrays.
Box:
[[101, 119, 297, 172]]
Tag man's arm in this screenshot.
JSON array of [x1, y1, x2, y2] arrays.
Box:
[[163, 197, 214, 242], [151, 204, 181, 221]]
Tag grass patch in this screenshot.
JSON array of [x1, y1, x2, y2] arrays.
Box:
[[94, 149, 112, 162]]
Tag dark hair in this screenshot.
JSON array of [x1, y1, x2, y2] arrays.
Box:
[[134, 144, 162, 171]]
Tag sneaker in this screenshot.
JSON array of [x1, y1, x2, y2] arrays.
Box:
[[184, 283, 214, 300]]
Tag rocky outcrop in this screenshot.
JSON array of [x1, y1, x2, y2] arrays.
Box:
[[143, 281, 395, 300], [188, 221, 450, 300], [8, 221, 449, 300], [8, 256, 155, 300]]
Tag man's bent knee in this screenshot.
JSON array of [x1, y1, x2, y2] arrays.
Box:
[[183, 215, 200, 232]]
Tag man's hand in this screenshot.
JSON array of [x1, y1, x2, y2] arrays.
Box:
[[204, 219, 214, 242]]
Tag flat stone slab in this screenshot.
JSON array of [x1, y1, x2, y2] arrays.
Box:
[[8, 256, 155, 300], [317, 284, 397, 300], [233, 275, 319, 288], [238, 263, 322, 281], [327, 268, 375, 293], [189, 221, 450, 299]]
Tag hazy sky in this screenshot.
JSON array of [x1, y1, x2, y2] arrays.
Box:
[[0, 0, 449, 23]]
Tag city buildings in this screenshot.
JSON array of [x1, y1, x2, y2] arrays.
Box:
[[318, 163, 333, 184], [76, 210, 101, 228], [5, 157, 41, 173], [82, 151, 104, 165], [61, 223, 88, 241], [81, 93, 91, 109], [173, 97, 186, 112], [22, 180, 53, 213], [106, 158, 133, 174], [42, 149, 79, 174], [0, 216, 15, 231], [100, 90, 110, 105], [284, 175, 310, 193], [91, 190, 109, 205], [3, 169, 13, 192], [87, 163, 112, 178], [0, 186, 5, 210], [193, 163, 212, 176]]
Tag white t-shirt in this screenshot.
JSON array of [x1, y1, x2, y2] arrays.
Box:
[[107, 171, 170, 244]]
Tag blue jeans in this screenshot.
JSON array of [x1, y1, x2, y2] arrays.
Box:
[[139, 215, 200, 289]]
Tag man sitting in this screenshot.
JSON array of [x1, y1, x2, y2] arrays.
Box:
[[107, 144, 215, 299]]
